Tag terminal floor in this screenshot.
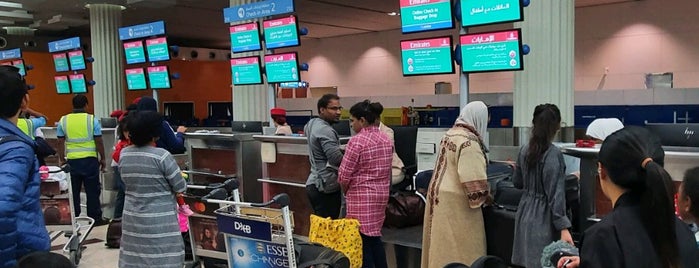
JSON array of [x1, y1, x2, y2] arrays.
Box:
[[49, 224, 422, 268]]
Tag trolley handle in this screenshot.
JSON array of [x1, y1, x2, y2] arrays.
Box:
[[251, 193, 290, 208], [48, 164, 71, 174], [186, 178, 239, 192], [206, 193, 290, 208]]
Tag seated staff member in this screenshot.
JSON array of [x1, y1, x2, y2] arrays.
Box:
[[557, 127, 697, 268], [270, 107, 293, 136]]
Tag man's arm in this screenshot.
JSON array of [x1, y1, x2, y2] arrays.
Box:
[[56, 119, 66, 165], [94, 136, 106, 171], [24, 108, 47, 122], [318, 127, 343, 167]]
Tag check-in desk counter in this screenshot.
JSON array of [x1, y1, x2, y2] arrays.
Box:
[[184, 132, 262, 203], [253, 135, 350, 236], [416, 128, 448, 171], [562, 145, 699, 230]]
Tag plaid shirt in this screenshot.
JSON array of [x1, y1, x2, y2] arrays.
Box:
[[338, 126, 393, 236]]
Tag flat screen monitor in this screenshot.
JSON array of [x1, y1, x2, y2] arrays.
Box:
[[123, 41, 147, 64], [163, 102, 194, 123], [400, 36, 455, 76], [68, 50, 86, 71], [263, 15, 300, 50], [400, 0, 454, 34], [146, 37, 170, 62], [230, 56, 263, 85], [52, 53, 70, 72], [147, 66, 171, 89], [11, 59, 26, 76], [125, 68, 147, 90], [230, 22, 262, 53], [54, 75, 71, 94], [69, 73, 87, 94], [460, 29, 523, 73], [645, 124, 699, 148], [460, 0, 523, 27], [231, 121, 263, 133], [264, 52, 299, 83], [208, 102, 233, 119]]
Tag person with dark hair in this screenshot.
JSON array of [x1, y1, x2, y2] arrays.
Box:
[[422, 101, 490, 267], [56, 94, 107, 226], [270, 107, 292, 135], [678, 167, 699, 227], [136, 96, 187, 154], [200, 227, 215, 250], [304, 93, 344, 219], [118, 111, 187, 267], [15, 251, 73, 268], [511, 104, 572, 268], [374, 103, 406, 186], [338, 100, 393, 268], [0, 65, 50, 268], [557, 127, 697, 268]]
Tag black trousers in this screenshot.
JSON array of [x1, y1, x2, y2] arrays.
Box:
[[361, 234, 387, 268], [68, 157, 102, 220], [306, 185, 342, 219]]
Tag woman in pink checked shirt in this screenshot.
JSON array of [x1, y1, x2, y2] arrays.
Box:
[[338, 100, 393, 268]]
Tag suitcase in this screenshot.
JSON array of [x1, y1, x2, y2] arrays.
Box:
[[105, 219, 122, 248], [482, 206, 520, 267]]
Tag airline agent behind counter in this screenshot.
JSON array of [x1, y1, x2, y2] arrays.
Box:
[[271, 107, 293, 136]]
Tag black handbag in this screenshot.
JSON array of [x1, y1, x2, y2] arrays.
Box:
[[384, 190, 426, 228]]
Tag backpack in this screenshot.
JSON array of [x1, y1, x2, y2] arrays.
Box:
[[105, 219, 122, 248], [295, 241, 350, 268]]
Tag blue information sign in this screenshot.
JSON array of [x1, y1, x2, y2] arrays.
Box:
[[48, 37, 82, 53], [0, 48, 21, 60], [223, 0, 295, 23], [119, 21, 166, 41], [217, 214, 273, 242], [227, 236, 290, 268]]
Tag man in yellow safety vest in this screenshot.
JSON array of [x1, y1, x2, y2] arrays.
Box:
[[57, 94, 107, 225], [16, 108, 47, 140]]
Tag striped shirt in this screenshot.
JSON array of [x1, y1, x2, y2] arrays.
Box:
[[118, 146, 187, 268], [338, 126, 393, 236]]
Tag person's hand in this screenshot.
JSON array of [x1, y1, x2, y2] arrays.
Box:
[[99, 159, 107, 172], [561, 229, 574, 245], [177, 126, 187, 133], [557, 256, 580, 268]]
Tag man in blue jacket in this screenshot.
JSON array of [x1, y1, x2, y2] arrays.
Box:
[[0, 66, 50, 268]]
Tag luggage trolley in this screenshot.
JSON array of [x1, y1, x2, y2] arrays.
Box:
[[209, 193, 296, 268], [40, 165, 95, 266], [182, 170, 240, 268]]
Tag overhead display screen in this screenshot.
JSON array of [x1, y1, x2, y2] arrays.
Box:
[[400, 36, 454, 76], [230, 57, 263, 85], [264, 52, 299, 83], [230, 22, 262, 53], [400, 0, 454, 33], [68, 50, 86, 71], [263, 16, 300, 50], [69, 74, 87, 94], [12, 60, 26, 76], [146, 37, 170, 62], [460, 29, 523, 73], [147, 66, 171, 89], [461, 0, 523, 27], [125, 68, 147, 90], [124, 41, 146, 64], [53, 53, 70, 72], [54, 76, 71, 94]]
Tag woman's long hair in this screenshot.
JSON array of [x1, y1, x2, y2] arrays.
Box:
[[525, 104, 561, 170], [599, 126, 679, 268]]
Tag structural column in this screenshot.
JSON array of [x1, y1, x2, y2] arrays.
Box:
[[230, 0, 272, 122], [88, 3, 125, 118], [513, 0, 575, 143]]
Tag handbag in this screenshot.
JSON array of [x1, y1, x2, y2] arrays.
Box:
[[384, 190, 426, 228], [309, 214, 363, 268]]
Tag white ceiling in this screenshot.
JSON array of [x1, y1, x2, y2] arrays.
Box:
[[1, 0, 640, 49]]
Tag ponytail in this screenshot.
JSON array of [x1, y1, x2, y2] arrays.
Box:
[[526, 104, 561, 169], [641, 161, 679, 268]]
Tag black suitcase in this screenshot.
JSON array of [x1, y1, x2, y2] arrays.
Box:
[[482, 206, 521, 267]]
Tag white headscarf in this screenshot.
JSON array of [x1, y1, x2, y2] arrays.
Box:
[[455, 101, 489, 150], [586, 118, 624, 141]]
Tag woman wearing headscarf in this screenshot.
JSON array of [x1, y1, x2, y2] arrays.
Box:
[[585, 118, 624, 143], [137, 96, 187, 154], [421, 101, 490, 267]]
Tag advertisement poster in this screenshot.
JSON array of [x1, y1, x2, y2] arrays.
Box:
[[227, 236, 290, 268], [41, 198, 71, 225], [189, 216, 226, 252]]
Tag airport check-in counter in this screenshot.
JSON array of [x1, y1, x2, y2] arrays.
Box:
[[416, 128, 448, 171], [253, 135, 350, 236], [561, 145, 699, 230], [184, 132, 263, 203]]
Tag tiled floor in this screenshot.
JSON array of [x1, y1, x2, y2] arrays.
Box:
[[50, 224, 120, 268]]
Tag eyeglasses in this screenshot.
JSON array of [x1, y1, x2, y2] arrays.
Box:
[[326, 106, 343, 111]]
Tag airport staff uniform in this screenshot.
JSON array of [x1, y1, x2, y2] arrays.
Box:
[[16, 117, 46, 140], [57, 110, 103, 220]]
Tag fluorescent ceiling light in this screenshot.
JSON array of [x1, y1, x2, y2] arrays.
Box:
[[0, 19, 13, 25], [0, 10, 33, 20], [0, 1, 23, 9], [387, 12, 399, 16]]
